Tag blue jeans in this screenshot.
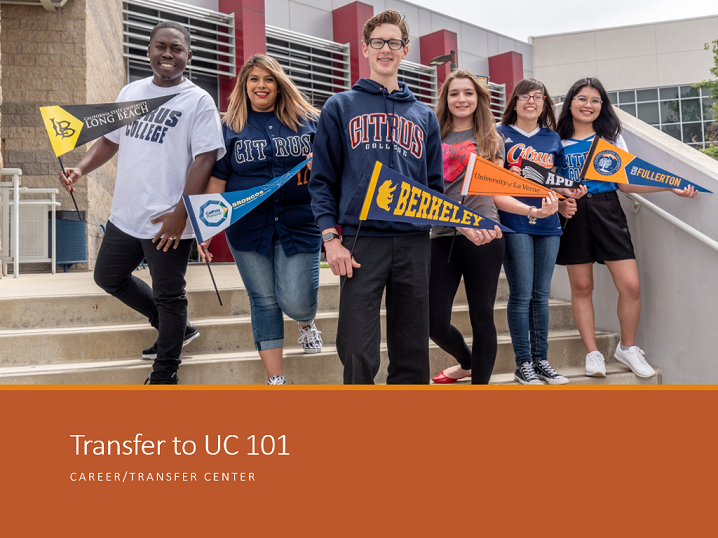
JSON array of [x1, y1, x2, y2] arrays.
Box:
[[229, 239, 320, 351], [503, 233, 561, 366]]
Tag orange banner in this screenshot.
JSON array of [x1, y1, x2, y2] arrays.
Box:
[[461, 154, 564, 198], [0, 387, 716, 536]]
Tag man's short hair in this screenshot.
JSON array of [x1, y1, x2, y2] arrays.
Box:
[[150, 21, 192, 49], [363, 10, 410, 45]]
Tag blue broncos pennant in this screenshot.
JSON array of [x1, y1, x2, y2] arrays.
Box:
[[183, 158, 311, 244]]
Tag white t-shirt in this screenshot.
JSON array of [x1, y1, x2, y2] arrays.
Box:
[[561, 133, 628, 151], [104, 77, 226, 239]]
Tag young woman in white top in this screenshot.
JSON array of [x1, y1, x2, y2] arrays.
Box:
[[555, 77, 697, 378]]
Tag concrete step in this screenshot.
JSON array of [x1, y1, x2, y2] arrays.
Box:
[[0, 330, 619, 384], [489, 364, 662, 385], [0, 274, 510, 330], [0, 300, 575, 367]]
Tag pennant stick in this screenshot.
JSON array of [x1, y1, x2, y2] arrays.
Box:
[[446, 195, 466, 263], [205, 256, 223, 307], [57, 156, 83, 221]]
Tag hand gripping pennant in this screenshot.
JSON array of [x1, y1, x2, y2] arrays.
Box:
[[520, 160, 582, 190], [183, 158, 310, 306], [40, 94, 179, 220], [580, 137, 712, 193]]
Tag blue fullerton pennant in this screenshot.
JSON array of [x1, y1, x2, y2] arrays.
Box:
[[183, 158, 311, 244], [581, 137, 712, 192], [359, 162, 513, 232]]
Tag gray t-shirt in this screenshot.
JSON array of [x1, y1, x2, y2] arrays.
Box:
[[431, 129, 502, 238]]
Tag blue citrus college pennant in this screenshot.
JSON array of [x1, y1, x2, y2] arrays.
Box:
[[183, 158, 311, 244], [580, 137, 712, 192], [359, 162, 512, 232]]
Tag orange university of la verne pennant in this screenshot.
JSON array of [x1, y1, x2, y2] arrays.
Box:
[[461, 154, 565, 199]]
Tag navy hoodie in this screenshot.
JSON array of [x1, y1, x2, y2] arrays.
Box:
[[309, 78, 444, 237]]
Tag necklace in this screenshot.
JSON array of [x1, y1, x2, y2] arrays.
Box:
[[452, 127, 471, 144]]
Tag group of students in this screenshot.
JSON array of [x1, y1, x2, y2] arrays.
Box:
[[59, 11, 698, 386]]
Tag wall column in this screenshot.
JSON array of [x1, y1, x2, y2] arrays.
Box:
[[419, 29, 457, 89], [218, 0, 266, 112], [488, 51, 524, 97], [332, 1, 373, 86], [212, 0, 267, 262]]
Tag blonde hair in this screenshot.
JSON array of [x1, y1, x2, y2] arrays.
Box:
[[223, 55, 319, 133], [435, 69, 500, 160]]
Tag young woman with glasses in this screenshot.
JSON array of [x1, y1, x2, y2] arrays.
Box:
[[430, 71, 563, 384], [200, 55, 322, 385], [555, 77, 697, 379], [497, 79, 585, 385]]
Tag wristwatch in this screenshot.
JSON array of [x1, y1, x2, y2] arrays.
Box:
[[322, 231, 340, 243]]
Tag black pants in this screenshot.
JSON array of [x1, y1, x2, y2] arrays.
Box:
[[337, 234, 431, 385], [94, 220, 192, 381], [429, 235, 505, 384]]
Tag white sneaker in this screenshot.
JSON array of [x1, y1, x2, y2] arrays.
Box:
[[267, 375, 287, 385], [585, 351, 607, 377], [297, 321, 322, 354], [614, 344, 656, 378]]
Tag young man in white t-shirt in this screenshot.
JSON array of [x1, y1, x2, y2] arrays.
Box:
[[59, 22, 225, 385]]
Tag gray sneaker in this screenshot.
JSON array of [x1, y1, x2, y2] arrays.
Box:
[[267, 375, 287, 385], [297, 321, 322, 354]]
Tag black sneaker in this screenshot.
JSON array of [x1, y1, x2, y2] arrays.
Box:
[[533, 360, 569, 385], [514, 361, 543, 385], [142, 323, 200, 360], [144, 372, 178, 385]]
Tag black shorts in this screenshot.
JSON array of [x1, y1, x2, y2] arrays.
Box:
[[556, 190, 635, 265]]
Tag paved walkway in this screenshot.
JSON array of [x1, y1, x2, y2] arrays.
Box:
[[0, 264, 340, 299]]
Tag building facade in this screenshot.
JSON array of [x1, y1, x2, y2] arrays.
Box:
[[1, 1, 716, 271], [0, 0, 533, 270], [532, 15, 718, 150]]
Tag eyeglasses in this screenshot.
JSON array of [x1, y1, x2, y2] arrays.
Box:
[[517, 94, 545, 102], [574, 96, 603, 106], [366, 38, 406, 50]]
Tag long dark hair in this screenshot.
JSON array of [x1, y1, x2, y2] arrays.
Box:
[[556, 77, 621, 142], [500, 78, 557, 131]]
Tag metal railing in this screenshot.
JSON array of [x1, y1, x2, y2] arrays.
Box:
[[398, 60, 438, 107], [123, 0, 236, 79], [624, 193, 718, 252], [1, 169, 60, 278], [266, 25, 351, 108]]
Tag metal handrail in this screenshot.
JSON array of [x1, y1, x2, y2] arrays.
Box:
[[624, 193, 718, 253]]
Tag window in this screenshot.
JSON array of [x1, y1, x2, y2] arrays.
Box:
[[123, 0, 237, 108], [612, 85, 716, 148], [266, 25, 351, 109], [397, 60, 438, 108]]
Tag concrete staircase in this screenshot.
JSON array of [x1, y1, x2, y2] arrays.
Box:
[[0, 266, 660, 385]]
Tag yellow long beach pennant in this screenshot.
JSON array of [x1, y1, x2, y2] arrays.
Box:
[[40, 95, 180, 221], [461, 154, 565, 198], [358, 162, 512, 232], [580, 137, 712, 193], [40, 95, 178, 157]]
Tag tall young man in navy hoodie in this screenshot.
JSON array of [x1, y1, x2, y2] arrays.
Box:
[[309, 10, 444, 384]]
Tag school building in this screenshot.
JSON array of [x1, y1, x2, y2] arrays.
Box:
[[0, 0, 715, 271]]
